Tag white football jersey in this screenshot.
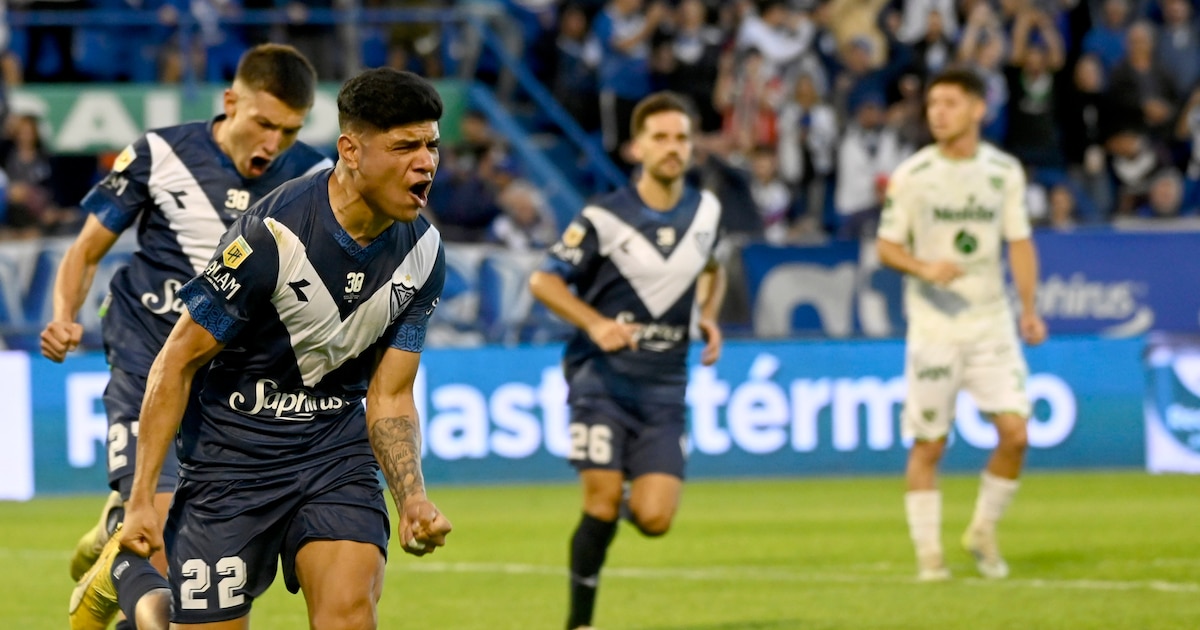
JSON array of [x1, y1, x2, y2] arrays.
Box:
[[877, 143, 1031, 342]]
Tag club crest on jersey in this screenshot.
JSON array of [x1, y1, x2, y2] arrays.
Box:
[[562, 222, 586, 247], [693, 230, 713, 253], [390, 274, 417, 320], [990, 176, 1004, 190], [656, 226, 676, 248], [222, 236, 253, 269]]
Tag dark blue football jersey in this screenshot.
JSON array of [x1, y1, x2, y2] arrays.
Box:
[[541, 185, 721, 400], [81, 116, 332, 377], [174, 170, 445, 479]]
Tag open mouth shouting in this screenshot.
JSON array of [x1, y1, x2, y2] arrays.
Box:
[[410, 180, 432, 208], [247, 155, 272, 177]]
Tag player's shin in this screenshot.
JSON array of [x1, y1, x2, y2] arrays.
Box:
[[905, 490, 949, 580], [567, 513, 618, 629], [112, 551, 171, 630]]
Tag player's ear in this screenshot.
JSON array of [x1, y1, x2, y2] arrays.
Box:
[[971, 96, 987, 124], [222, 88, 238, 118], [337, 133, 360, 169], [629, 134, 644, 163]]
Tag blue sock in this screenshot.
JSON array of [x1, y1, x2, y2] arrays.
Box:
[[111, 551, 170, 625]]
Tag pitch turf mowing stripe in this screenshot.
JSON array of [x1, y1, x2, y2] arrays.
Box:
[[394, 560, 1200, 593]]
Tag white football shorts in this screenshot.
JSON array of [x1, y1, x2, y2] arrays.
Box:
[[901, 335, 1031, 442]]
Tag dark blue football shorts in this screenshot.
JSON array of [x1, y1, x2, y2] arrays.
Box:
[[163, 457, 390, 624], [104, 365, 179, 499], [567, 394, 688, 480]]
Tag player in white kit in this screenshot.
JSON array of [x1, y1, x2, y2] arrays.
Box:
[[876, 67, 1047, 581]]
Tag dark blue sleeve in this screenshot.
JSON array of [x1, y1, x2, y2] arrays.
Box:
[[539, 214, 602, 286], [592, 12, 614, 51], [80, 136, 153, 234], [176, 216, 280, 344], [388, 241, 446, 353]]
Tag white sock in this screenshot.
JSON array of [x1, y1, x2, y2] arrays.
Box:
[[905, 490, 942, 559], [969, 471, 1020, 531]]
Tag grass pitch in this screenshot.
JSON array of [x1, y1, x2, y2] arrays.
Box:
[[2, 471, 1197, 629]]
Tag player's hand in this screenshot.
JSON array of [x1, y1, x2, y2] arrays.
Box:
[[401, 497, 452, 557], [1020, 311, 1047, 346], [698, 318, 722, 366], [40, 320, 84, 363], [587, 318, 641, 353], [118, 501, 163, 558], [918, 260, 964, 286]]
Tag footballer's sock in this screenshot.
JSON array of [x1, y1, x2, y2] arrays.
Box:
[[567, 513, 618, 629], [969, 471, 1019, 532], [114, 620, 135, 630], [112, 551, 170, 627], [905, 490, 943, 562]]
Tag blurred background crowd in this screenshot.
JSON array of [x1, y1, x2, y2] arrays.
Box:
[[1, 0, 1199, 246]]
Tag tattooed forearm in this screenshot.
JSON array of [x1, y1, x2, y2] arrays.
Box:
[[369, 415, 426, 506]]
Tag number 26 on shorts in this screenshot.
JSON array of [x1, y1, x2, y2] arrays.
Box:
[[568, 423, 613, 465]]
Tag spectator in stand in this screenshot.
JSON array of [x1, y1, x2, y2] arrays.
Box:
[[1154, 0, 1200, 100], [1046, 183, 1079, 229], [1106, 21, 1178, 142], [188, 0, 250, 82], [831, 35, 889, 121], [894, 0, 958, 45], [592, 0, 667, 164], [1106, 127, 1174, 215], [748, 145, 793, 244], [489, 179, 559, 251], [827, 0, 890, 68], [1082, 0, 1131, 72], [660, 0, 725, 133], [1135, 168, 1187, 217], [713, 47, 784, 161], [957, 1, 1010, 142], [454, 109, 499, 174], [889, 73, 931, 150], [18, 0, 86, 82], [428, 146, 516, 244], [1005, 7, 1066, 172], [776, 70, 838, 230], [735, 0, 814, 76], [2, 114, 79, 236], [806, 0, 843, 86], [552, 3, 602, 132], [1060, 54, 1112, 218], [909, 9, 956, 80], [834, 90, 906, 239], [276, 0, 342, 79], [1177, 85, 1200, 214]]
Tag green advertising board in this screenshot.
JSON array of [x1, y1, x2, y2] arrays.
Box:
[[10, 79, 468, 155]]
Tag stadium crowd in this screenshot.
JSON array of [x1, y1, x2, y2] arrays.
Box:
[[2, 0, 1200, 244]]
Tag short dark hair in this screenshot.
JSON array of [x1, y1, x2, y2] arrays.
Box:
[[235, 44, 318, 111], [630, 91, 694, 137], [337, 68, 443, 133], [927, 67, 987, 99]]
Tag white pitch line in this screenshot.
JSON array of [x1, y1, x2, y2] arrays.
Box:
[[3, 548, 1195, 595], [398, 561, 1200, 594]]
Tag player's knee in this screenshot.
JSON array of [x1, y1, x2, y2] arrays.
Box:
[[582, 488, 623, 521], [585, 504, 620, 522], [310, 594, 377, 630], [631, 510, 674, 537], [910, 438, 947, 464], [997, 423, 1028, 453], [133, 588, 171, 630]]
